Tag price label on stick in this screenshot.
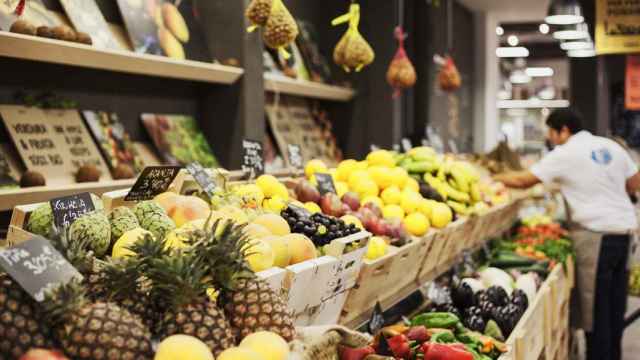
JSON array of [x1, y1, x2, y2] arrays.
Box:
[[125, 166, 181, 201], [368, 301, 385, 334], [0, 236, 82, 302], [315, 173, 336, 196], [287, 144, 303, 169], [50, 192, 95, 230], [242, 139, 264, 177], [402, 138, 413, 152], [186, 162, 216, 197]]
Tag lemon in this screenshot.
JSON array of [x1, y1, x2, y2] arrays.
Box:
[[404, 213, 430, 236], [335, 181, 349, 198], [361, 196, 384, 209], [348, 169, 370, 189], [381, 186, 402, 205], [240, 331, 289, 360], [256, 175, 281, 198], [383, 204, 405, 220], [272, 183, 290, 200], [355, 179, 379, 199], [404, 177, 420, 193], [112, 228, 152, 258], [368, 166, 394, 189], [418, 199, 435, 219], [262, 196, 287, 213], [400, 191, 422, 214], [336, 159, 358, 181], [218, 347, 266, 360], [391, 167, 409, 189], [356, 160, 369, 170], [366, 236, 388, 260], [431, 202, 453, 228], [304, 202, 321, 213], [233, 184, 265, 207], [305, 159, 328, 178], [244, 239, 275, 272], [155, 335, 214, 360], [366, 150, 395, 167], [341, 215, 364, 230]]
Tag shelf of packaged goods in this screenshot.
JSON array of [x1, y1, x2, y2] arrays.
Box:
[[263, 73, 356, 101], [0, 31, 244, 84], [0, 179, 137, 211], [497, 99, 570, 109]]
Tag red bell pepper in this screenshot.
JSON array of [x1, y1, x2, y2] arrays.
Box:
[[339, 345, 375, 360], [387, 334, 411, 359], [422, 343, 474, 360], [406, 325, 429, 343]]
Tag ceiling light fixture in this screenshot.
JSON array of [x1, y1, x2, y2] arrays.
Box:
[[496, 26, 504, 36], [509, 70, 531, 84], [560, 40, 593, 50], [553, 23, 589, 40], [507, 35, 519, 46], [545, 0, 584, 25], [568, 48, 596, 57], [525, 67, 555, 77], [496, 47, 530, 58], [539, 23, 550, 34]]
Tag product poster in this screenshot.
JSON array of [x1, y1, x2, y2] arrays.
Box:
[[627, 56, 640, 111], [59, 0, 122, 50], [596, 0, 640, 54]]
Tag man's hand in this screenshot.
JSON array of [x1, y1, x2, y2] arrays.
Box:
[[626, 171, 640, 195], [493, 170, 541, 189]]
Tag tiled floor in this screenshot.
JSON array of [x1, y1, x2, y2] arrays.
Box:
[[623, 297, 640, 360]]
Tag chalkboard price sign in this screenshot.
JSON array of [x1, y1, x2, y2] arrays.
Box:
[[124, 166, 181, 201], [186, 162, 216, 197], [315, 173, 337, 196], [50, 192, 95, 229], [287, 144, 303, 169], [0, 236, 82, 302], [242, 139, 264, 177], [368, 301, 385, 335]]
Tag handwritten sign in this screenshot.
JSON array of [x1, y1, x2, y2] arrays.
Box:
[[287, 144, 303, 169], [315, 173, 337, 196], [50, 192, 95, 229], [368, 301, 385, 334], [0, 237, 82, 302], [242, 139, 264, 176], [0, 106, 110, 185], [124, 166, 181, 201], [186, 162, 216, 197]]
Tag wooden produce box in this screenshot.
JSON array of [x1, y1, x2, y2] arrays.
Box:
[[416, 230, 447, 284], [509, 286, 549, 360]]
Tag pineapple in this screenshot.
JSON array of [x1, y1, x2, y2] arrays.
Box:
[[143, 247, 236, 357], [192, 220, 295, 342], [42, 279, 153, 360], [0, 273, 57, 358]]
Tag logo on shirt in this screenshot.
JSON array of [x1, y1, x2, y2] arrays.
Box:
[[591, 148, 612, 165]]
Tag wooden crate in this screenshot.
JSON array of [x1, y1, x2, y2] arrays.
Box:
[[256, 267, 288, 296], [511, 284, 547, 360], [416, 230, 447, 284]]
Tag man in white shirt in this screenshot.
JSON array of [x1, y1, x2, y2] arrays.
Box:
[[495, 109, 640, 360]]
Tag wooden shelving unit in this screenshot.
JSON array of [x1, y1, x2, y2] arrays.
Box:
[[0, 179, 136, 211], [263, 73, 356, 102], [0, 32, 244, 84]]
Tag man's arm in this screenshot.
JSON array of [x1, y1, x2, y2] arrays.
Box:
[[627, 171, 640, 194], [493, 170, 542, 189]]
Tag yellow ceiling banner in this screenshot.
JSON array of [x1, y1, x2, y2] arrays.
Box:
[[596, 0, 640, 55]]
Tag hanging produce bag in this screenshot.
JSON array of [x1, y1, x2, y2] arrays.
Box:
[[438, 55, 461, 92], [386, 26, 417, 97], [246, 0, 298, 59], [331, 3, 375, 73]]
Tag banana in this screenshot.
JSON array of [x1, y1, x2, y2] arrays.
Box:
[[447, 200, 469, 216], [449, 166, 470, 193], [442, 181, 471, 203], [470, 182, 481, 203], [423, 174, 448, 201]]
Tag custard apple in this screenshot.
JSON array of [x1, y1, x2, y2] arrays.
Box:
[[69, 211, 111, 257], [140, 213, 175, 240], [108, 206, 140, 242], [26, 203, 54, 238], [133, 201, 166, 223]]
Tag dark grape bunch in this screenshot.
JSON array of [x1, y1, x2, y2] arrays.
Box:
[[281, 207, 359, 246]]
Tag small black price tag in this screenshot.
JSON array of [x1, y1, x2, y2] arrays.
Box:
[[125, 166, 181, 201], [186, 162, 216, 197], [50, 192, 95, 230], [0, 236, 82, 302], [401, 138, 413, 152], [315, 173, 336, 196], [242, 139, 264, 176], [287, 144, 303, 169], [368, 301, 385, 334]]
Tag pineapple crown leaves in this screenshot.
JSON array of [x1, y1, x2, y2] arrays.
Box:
[[189, 219, 256, 291], [100, 257, 148, 302], [48, 227, 96, 275], [41, 278, 89, 326]]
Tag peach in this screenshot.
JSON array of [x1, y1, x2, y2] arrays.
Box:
[[251, 214, 291, 236], [154, 192, 181, 215], [262, 235, 290, 268], [243, 223, 272, 240], [283, 234, 317, 265], [170, 196, 211, 227]]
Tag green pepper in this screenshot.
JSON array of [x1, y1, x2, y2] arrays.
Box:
[[431, 331, 456, 343], [411, 312, 460, 329]]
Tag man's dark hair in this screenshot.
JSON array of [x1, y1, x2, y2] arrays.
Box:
[[546, 108, 583, 134]]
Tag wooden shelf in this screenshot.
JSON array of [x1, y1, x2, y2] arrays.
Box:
[[264, 73, 356, 101], [0, 179, 136, 211], [497, 99, 570, 109], [0, 31, 244, 84]]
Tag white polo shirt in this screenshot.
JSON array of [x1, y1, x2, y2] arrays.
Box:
[[531, 131, 638, 233]]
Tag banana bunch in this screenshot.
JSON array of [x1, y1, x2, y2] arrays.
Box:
[[422, 160, 487, 216], [396, 146, 442, 174]]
